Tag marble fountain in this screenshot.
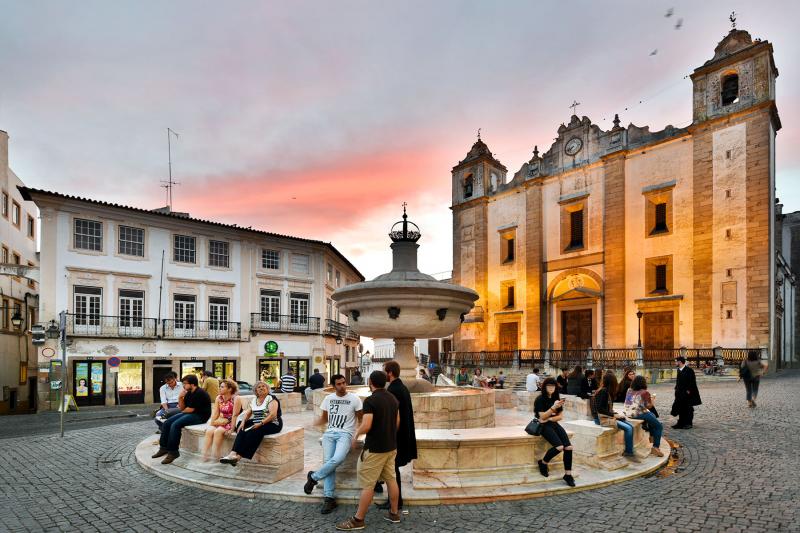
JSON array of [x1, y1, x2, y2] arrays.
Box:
[[135, 209, 670, 504]]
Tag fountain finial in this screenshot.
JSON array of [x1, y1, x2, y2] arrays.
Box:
[[389, 203, 421, 243]]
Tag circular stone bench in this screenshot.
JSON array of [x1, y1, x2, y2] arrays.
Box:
[[175, 423, 304, 483], [411, 426, 568, 489], [493, 388, 517, 409], [238, 392, 302, 414]]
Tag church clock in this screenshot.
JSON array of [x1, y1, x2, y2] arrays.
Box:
[[565, 137, 583, 156]]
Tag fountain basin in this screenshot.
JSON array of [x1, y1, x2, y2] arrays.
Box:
[[311, 386, 495, 429]]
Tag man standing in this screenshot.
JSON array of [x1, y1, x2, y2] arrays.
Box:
[[556, 368, 569, 394], [306, 368, 325, 403], [375, 361, 417, 513], [152, 374, 211, 464], [335, 371, 400, 530], [428, 361, 441, 385], [280, 368, 297, 394], [455, 367, 470, 386], [154, 371, 181, 431], [304, 374, 362, 514], [200, 370, 219, 399], [525, 368, 542, 393], [672, 356, 701, 429]]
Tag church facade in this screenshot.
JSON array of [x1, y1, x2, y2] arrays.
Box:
[[450, 29, 789, 368]]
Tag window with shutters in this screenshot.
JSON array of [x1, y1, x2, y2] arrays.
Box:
[[567, 209, 584, 250]]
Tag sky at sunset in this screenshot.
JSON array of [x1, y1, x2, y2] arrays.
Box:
[[1, 0, 798, 280]]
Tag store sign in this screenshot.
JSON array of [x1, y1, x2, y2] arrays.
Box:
[[264, 341, 279, 355]]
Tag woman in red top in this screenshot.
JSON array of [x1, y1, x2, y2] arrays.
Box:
[[201, 379, 241, 460]]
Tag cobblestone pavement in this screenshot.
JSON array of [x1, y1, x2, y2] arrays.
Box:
[[1, 372, 798, 533]]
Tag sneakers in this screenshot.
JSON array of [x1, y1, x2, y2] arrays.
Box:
[[321, 497, 337, 515], [563, 474, 576, 487], [304, 471, 318, 495], [537, 460, 549, 477], [151, 448, 168, 459], [384, 512, 401, 524], [650, 446, 665, 457], [336, 516, 366, 530], [161, 453, 179, 464]]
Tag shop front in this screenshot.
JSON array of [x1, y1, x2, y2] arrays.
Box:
[[180, 360, 206, 380], [287, 358, 309, 390], [73, 360, 105, 406], [212, 359, 236, 380], [116, 360, 145, 404], [258, 357, 281, 388]]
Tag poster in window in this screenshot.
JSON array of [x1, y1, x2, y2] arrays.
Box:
[[91, 363, 104, 394], [118, 362, 143, 393], [75, 363, 89, 397]]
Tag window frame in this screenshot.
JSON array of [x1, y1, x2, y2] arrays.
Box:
[[261, 249, 280, 270], [173, 234, 197, 264], [73, 218, 104, 252], [11, 201, 20, 227], [1, 192, 7, 218], [118, 225, 145, 257], [26, 215, 35, 239], [208, 240, 230, 268]]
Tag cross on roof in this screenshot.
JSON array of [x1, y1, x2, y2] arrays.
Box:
[[569, 100, 581, 115], [729, 11, 736, 29], [402, 202, 407, 214], [477, 128, 481, 141]]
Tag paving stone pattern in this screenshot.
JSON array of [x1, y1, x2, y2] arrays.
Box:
[[1, 373, 799, 532]]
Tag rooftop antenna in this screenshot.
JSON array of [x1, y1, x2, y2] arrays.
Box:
[[161, 128, 180, 210]]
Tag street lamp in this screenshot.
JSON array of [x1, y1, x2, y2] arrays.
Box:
[[46, 320, 60, 339], [636, 310, 643, 348], [11, 310, 23, 330]]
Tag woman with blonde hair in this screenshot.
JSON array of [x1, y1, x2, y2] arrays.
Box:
[[220, 380, 283, 466], [201, 378, 240, 460]]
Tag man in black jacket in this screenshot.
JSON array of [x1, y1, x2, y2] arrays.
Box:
[[672, 356, 702, 429], [375, 360, 417, 512]]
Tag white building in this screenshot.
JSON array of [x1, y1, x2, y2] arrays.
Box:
[[0, 131, 39, 413], [21, 187, 362, 409]]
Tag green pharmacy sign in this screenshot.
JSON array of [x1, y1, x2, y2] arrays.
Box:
[[264, 341, 279, 356]]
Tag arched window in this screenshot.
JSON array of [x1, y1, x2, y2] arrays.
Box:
[[464, 174, 474, 198], [721, 73, 739, 106]]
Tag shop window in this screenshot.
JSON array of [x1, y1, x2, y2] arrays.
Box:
[[721, 73, 739, 106]]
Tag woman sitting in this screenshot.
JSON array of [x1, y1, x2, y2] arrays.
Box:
[[615, 367, 636, 403], [566, 365, 583, 396], [624, 376, 664, 457], [201, 379, 241, 460], [533, 377, 575, 487], [472, 368, 488, 388], [220, 381, 282, 466], [592, 371, 638, 461]]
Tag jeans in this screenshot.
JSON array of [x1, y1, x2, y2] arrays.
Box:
[[312, 430, 353, 498], [634, 411, 663, 448], [159, 412, 204, 453], [745, 377, 761, 401], [539, 421, 573, 471], [594, 417, 634, 454], [155, 402, 180, 429]]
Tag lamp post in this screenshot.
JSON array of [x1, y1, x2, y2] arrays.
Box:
[[45, 314, 67, 436], [335, 335, 343, 377], [636, 310, 643, 348]]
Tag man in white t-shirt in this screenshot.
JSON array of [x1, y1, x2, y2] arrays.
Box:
[[303, 374, 363, 514], [525, 368, 542, 393]]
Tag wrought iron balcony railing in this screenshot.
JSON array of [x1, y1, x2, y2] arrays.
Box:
[[162, 319, 241, 340], [66, 313, 158, 338], [250, 313, 320, 334], [324, 319, 359, 340]]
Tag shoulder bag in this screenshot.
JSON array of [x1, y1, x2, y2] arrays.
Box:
[[525, 418, 542, 436]]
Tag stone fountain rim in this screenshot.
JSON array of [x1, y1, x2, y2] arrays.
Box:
[[332, 280, 478, 298], [312, 384, 492, 398]]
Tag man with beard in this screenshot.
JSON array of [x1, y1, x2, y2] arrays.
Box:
[[374, 360, 417, 513]]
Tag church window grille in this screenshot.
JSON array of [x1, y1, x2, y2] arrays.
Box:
[[568, 209, 584, 250]]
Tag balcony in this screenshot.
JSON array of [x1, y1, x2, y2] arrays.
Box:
[[250, 313, 321, 334], [66, 313, 158, 338], [162, 319, 242, 341], [324, 319, 360, 341]]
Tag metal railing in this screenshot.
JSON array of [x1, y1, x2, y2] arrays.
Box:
[[324, 319, 359, 341], [66, 313, 158, 338], [162, 319, 241, 340], [721, 348, 752, 366], [250, 313, 320, 334], [548, 349, 589, 370], [518, 349, 547, 368], [592, 349, 638, 369]]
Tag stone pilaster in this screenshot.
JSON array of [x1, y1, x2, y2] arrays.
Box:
[[691, 126, 714, 347], [602, 154, 626, 347], [524, 181, 544, 348]]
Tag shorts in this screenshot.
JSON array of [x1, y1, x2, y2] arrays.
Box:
[[356, 449, 397, 489]]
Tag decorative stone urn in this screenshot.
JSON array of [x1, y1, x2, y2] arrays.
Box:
[[332, 207, 478, 392]]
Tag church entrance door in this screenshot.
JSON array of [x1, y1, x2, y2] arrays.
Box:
[[498, 322, 519, 351], [561, 309, 592, 350], [643, 311, 674, 349]]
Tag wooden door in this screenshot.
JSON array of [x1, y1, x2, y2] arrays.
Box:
[[643, 311, 674, 349], [498, 322, 519, 351], [561, 310, 593, 350]]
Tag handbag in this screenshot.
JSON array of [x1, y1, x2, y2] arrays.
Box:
[[525, 418, 542, 436], [739, 362, 751, 380]]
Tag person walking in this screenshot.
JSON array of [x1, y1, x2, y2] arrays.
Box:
[[533, 377, 575, 487], [152, 374, 212, 465], [671, 356, 701, 429], [304, 374, 363, 514], [428, 361, 441, 385], [740, 350, 768, 408], [335, 371, 401, 530], [624, 376, 664, 457], [219, 381, 283, 466], [374, 361, 417, 513]]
